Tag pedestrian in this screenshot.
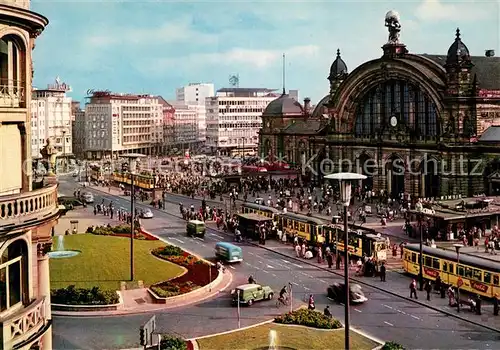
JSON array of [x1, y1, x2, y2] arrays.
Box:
[[475, 295, 482, 315], [409, 279, 418, 299], [327, 252, 333, 268], [425, 280, 432, 301], [336, 254, 342, 269], [493, 294, 499, 316], [380, 262, 386, 282]]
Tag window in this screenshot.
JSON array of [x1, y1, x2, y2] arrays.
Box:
[[457, 265, 464, 276], [484, 272, 491, 284], [464, 267, 472, 278], [298, 223, 305, 232], [472, 269, 482, 282], [494, 275, 499, 286], [0, 240, 28, 313], [443, 261, 448, 272], [424, 256, 432, 267], [433, 258, 440, 269], [411, 253, 416, 263], [448, 263, 454, 274]]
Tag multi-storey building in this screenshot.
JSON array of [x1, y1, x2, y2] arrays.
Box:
[[71, 101, 85, 159], [30, 78, 73, 159], [158, 97, 175, 153], [168, 101, 199, 149], [176, 83, 215, 143], [205, 88, 281, 156], [83, 91, 163, 159], [0, 1, 60, 349]]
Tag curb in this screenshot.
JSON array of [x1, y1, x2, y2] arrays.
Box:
[[88, 186, 500, 333], [187, 318, 275, 341]]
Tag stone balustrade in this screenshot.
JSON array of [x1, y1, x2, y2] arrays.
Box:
[[0, 184, 59, 230], [0, 0, 29, 9], [1, 297, 47, 348]]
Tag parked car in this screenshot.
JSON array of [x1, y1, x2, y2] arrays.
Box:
[[140, 208, 154, 219], [327, 283, 367, 304], [80, 192, 94, 203], [231, 284, 274, 306]]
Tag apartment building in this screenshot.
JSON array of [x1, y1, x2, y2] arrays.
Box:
[[30, 77, 73, 158], [205, 88, 280, 156], [71, 101, 85, 158], [83, 92, 163, 159], [176, 83, 215, 143], [158, 97, 175, 152], [168, 101, 199, 149], [0, 1, 59, 349]]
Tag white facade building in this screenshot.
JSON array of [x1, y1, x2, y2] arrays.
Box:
[[205, 88, 279, 155], [83, 92, 163, 159], [30, 78, 73, 158], [176, 83, 215, 142], [168, 101, 199, 147]]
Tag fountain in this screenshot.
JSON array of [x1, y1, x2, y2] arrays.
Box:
[[48, 235, 81, 259], [269, 330, 277, 350]]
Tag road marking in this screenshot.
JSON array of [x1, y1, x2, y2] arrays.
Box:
[[303, 286, 311, 291], [259, 261, 264, 264], [339, 302, 344, 306], [300, 272, 312, 277], [291, 262, 303, 268], [384, 321, 394, 327], [383, 304, 393, 310], [209, 233, 224, 239], [167, 237, 185, 244], [272, 273, 277, 277], [319, 279, 327, 284], [281, 259, 291, 265], [266, 265, 274, 269], [397, 310, 407, 315], [354, 309, 362, 313], [262, 270, 269, 274], [248, 252, 255, 256], [229, 266, 236, 270], [201, 243, 206, 247], [411, 315, 420, 320], [291, 282, 299, 286]]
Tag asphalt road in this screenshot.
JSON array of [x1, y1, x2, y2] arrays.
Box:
[[53, 178, 498, 350]]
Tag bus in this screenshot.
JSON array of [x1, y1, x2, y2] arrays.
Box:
[[280, 212, 325, 244], [402, 243, 500, 298]]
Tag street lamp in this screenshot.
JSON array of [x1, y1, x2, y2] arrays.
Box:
[[415, 202, 424, 291], [121, 153, 146, 281], [453, 243, 464, 313], [332, 215, 341, 255], [325, 172, 366, 350]]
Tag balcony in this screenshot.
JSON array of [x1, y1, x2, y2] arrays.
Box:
[[1, 297, 48, 349], [0, 184, 59, 233], [0, 81, 25, 108]]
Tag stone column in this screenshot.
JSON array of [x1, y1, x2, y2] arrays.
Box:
[[387, 169, 392, 195], [420, 173, 426, 198], [37, 246, 52, 350]]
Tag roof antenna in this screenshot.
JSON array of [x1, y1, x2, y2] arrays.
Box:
[[282, 53, 286, 95]]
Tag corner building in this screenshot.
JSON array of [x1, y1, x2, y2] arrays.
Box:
[[0, 0, 58, 349], [260, 20, 500, 199]]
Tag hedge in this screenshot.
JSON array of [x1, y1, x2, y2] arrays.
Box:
[[51, 285, 119, 305], [160, 335, 187, 350], [382, 341, 406, 350], [274, 309, 342, 329]]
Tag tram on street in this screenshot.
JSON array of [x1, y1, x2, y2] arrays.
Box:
[[280, 212, 325, 244], [323, 226, 388, 261], [112, 172, 155, 190], [236, 213, 274, 240], [240, 203, 280, 221], [402, 243, 500, 298]]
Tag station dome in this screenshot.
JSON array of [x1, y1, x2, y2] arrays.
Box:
[[446, 28, 471, 67], [328, 49, 348, 81], [262, 93, 304, 117]]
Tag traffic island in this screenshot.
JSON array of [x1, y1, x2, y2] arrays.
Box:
[[192, 309, 381, 350]]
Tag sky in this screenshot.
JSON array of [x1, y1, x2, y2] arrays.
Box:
[[31, 0, 499, 104]]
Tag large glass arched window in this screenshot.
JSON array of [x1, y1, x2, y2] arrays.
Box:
[[0, 239, 29, 313], [354, 80, 438, 140]]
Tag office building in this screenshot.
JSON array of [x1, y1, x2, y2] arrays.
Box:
[[158, 97, 175, 153], [168, 101, 199, 149], [83, 91, 163, 159], [30, 77, 73, 159], [176, 83, 215, 143], [71, 101, 85, 159], [0, 1, 59, 349], [205, 88, 280, 156]]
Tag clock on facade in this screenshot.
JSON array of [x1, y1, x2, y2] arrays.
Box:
[[390, 116, 398, 127]]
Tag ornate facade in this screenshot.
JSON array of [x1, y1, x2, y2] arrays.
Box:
[[260, 11, 500, 199], [0, 1, 58, 349]]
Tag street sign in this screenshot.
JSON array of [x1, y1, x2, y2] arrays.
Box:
[[139, 315, 156, 347], [457, 277, 463, 288]]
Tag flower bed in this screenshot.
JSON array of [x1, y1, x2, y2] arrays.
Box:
[[51, 285, 119, 305], [274, 309, 343, 329], [151, 245, 217, 297], [90, 224, 155, 240]]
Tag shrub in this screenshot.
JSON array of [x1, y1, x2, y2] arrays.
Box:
[[382, 342, 406, 350], [153, 245, 184, 257], [151, 281, 200, 298], [160, 335, 187, 350], [274, 309, 342, 329], [51, 285, 119, 305]]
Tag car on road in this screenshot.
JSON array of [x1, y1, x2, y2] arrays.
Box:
[[140, 208, 154, 219], [327, 283, 367, 304], [58, 196, 84, 210], [231, 284, 274, 306], [80, 192, 94, 203], [186, 220, 205, 238]]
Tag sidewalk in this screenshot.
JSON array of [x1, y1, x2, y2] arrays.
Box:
[[52, 267, 233, 317], [228, 232, 500, 332]]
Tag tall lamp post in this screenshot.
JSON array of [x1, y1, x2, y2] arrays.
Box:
[[332, 215, 341, 255], [453, 243, 464, 313], [325, 172, 366, 350], [121, 153, 146, 281]]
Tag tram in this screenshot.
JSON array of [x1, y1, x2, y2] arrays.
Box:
[[112, 172, 155, 190], [323, 226, 388, 261], [402, 243, 500, 298], [279, 212, 325, 244], [240, 203, 280, 221]]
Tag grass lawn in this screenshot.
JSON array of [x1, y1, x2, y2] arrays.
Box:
[[197, 323, 378, 350], [50, 234, 185, 290]]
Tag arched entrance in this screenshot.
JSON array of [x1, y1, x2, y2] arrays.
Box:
[[387, 155, 405, 199], [484, 159, 500, 196], [358, 153, 375, 190], [423, 157, 440, 198]]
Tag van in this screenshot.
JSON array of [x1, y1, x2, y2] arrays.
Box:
[[231, 284, 274, 306], [187, 220, 206, 238], [215, 242, 242, 263]]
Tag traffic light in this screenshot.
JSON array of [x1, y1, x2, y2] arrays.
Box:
[[139, 327, 145, 346]]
